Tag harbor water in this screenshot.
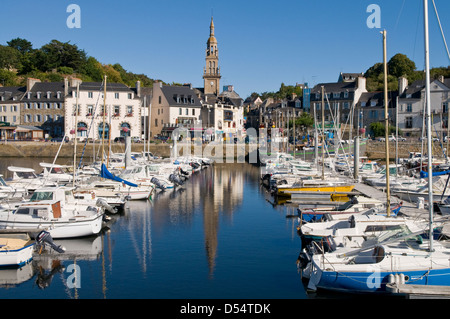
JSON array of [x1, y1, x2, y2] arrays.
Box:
[[0, 158, 306, 299]]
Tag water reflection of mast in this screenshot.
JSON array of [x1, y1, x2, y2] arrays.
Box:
[[127, 202, 152, 273]]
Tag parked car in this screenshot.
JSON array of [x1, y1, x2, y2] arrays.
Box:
[[131, 136, 141, 143], [51, 137, 63, 142], [114, 137, 125, 143], [378, 135, 395, 142], [397, 136, 406, 142]]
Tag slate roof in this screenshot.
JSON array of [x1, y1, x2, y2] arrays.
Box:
[[0, 86, 26, 102], [311, 81, 357, 95], [25, 82, 67, 101], [79, 82, 133, 92], [160, 85, 202, 107], [399, 78, 450, 99], [359, 91, 398, 107]]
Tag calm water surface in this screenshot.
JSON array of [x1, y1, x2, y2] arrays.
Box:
[[0, 159, 307, 299]]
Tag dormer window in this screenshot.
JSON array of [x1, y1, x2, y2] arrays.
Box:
[[27, 92, 31, 99], [333, 92, 340, 98], [57, 91, 62, 99], [47, 92, 51, 99], [37, 92, 41, 99]]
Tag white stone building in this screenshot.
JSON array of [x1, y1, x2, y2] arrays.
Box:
[[64, 78, 142, 142]]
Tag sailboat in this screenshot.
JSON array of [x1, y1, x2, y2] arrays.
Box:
[[300, 3, 450, 294]]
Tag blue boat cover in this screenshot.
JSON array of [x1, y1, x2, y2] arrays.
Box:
[[420, 170, 450, 178], [100, 163, 138, 187]]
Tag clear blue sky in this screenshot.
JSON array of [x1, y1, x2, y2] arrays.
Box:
[[1, 0, 449, 98]]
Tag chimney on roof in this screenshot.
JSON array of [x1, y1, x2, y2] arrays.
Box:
[[26, 78, 41, 92], [438, 75, 445, 83], [64, 77, 69, 96], [357, 76, 366, 91], [70, 77, 82, 88], [398, 77, 408, 95], [136, 81, 141, 97]]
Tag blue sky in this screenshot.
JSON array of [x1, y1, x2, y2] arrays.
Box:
[[1, 0, 449, 98]]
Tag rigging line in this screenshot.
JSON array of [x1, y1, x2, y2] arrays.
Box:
[[431, 0, 450, 63], [394, 0, 406, 31], [412, 0, 422, 63], [77, 79, 105, 169]]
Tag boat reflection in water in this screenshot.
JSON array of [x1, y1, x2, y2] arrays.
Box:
[[0, 162, 304, 299]]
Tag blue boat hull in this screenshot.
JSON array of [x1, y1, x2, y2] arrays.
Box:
[[317, 268, 450, 293]]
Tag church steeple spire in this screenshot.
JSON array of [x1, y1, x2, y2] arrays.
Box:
[[203, 16, 221, 96], [210, 16, 215, 37]]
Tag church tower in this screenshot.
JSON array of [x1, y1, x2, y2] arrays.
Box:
[[203, 17, 221, 95]]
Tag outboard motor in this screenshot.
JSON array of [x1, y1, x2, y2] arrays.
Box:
[[151, 177, 166, 190], [36, 231, 65, 253], [96, 198, 118, 215], [169, 173, 184, 186], [179, 168, 190, 176]]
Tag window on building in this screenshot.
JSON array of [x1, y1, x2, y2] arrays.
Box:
[[185, 108, 188, 115], [443, 102, 448, 113], [159, 96, 162, 104], [192, 109, 195, 116], [370, 110, 378, 119], [128, 93, 133, 99], [35, 114, 41, 122], [114, 105, 120, 116], [127, 106, 133, 115], [155, 119, 158, 127], [88, 92, 93, 98], [406, 117, 413, 128], [115, 93, 119, 99], [407, 104, 412, 112], [87, 105, 94, 116], [179, 108, 182, 115]]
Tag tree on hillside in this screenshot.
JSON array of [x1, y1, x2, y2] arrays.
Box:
[[7, 38, 33, 54], [365, 53, 424, 91], [0, 45, 21, 70], [39, 40, 87, 72]]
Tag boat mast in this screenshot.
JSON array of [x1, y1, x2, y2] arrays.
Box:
[[73, 82, 80, 187], [382, 29, 391, 217], [101, 75, 107, 168], [424, 0, 434, 252], [321, 86, 325, 180]]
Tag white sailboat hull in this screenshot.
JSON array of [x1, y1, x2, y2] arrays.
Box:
[[0, 213, 104, 239]]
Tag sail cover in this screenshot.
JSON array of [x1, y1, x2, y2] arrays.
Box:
[[420, 170, 450, 178], [100, 164, 138, 187]]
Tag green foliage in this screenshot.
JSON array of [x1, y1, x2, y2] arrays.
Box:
[[0, 69, 19, 86], [255, 83, 304, 100], [369, 122, 397, 137], [0, 38, 157, 87], [289, 112, 314, 129], [7, 38, 33, 54], [0, 45, 21, 70], [364, 53, 449, 92]]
